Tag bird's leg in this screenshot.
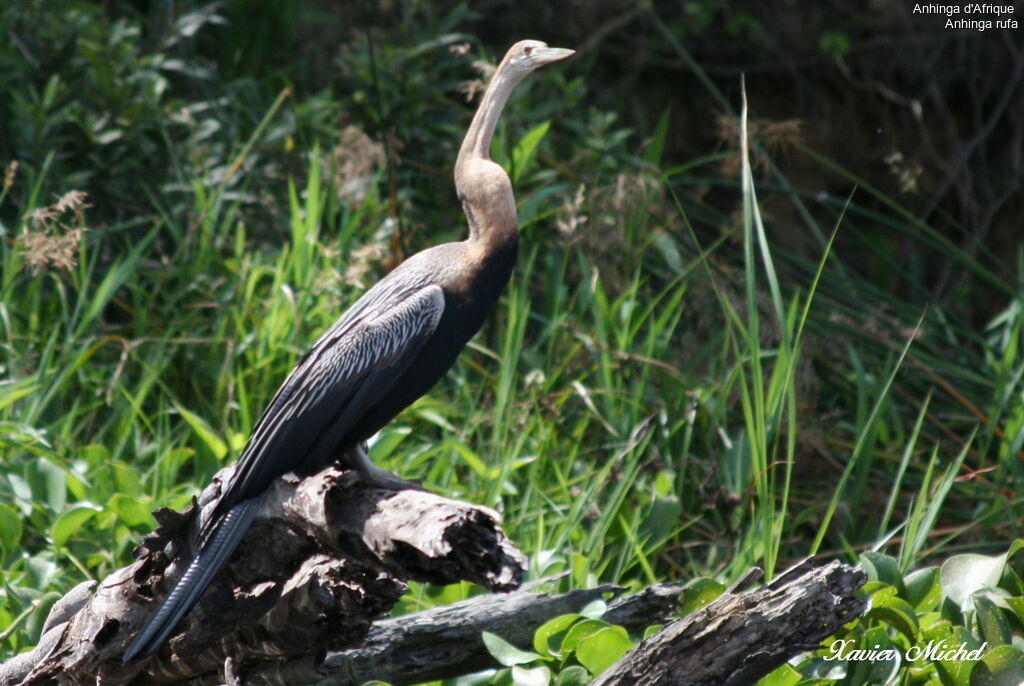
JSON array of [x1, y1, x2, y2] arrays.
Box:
[[349, 443, 423, 491]]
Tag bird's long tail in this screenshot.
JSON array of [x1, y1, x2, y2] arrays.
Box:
[[123, 494, 266, 661]]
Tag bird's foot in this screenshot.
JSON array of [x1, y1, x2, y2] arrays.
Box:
[[355, 463, 424, 491], [347, 443, 424, 491]]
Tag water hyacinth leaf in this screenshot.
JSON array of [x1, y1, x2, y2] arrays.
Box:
[[758, 664, 802, 686], [679, 577, 725, 614], [532, 613, 579, 657], [560, 619, 610, 655], [940, 553, 1007, 612], [553, 665, 590, 686], [920, 620, 979, 686], [482, 631, 542, 666], [841, 627, 901, 686], [511, 665, 550, 686], [972, 593, 1011, 647], [574, 626, 633, 676], [969, 644, 1024, 686], [861, 551, 905, 594], [579, 599, 607, 619], [867, 587, 919, 641], [904, 566, 941, 610], [1005, 596, 1024, 624]]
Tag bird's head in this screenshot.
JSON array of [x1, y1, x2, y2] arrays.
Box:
[[500, 40, 575, 78]]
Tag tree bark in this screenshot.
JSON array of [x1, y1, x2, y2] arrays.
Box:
[[0, 457, 866, 686], [591, 559, 867, 686], [313, 580, 686, 686], [2, 461, 526, 686]]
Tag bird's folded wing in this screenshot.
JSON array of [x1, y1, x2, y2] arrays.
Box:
[[209, 283, 445, 522]]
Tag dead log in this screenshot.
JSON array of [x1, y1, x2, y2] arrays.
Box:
[[316, 580, 685, 686], [310, 562, 865, 686], [3, 461, 525, 686], [1, 456, 866, 686], [591, 559, 867, 686]]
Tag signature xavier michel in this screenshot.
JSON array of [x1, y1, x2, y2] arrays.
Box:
[[823, 639, 988, 663]]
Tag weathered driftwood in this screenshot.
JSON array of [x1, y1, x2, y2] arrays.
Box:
[[312, 562, 865, 686], [2, 457, 866, 686], [315, 580, 685, 685], [3, 460, 525, 686], [591, 559, 867, 686]]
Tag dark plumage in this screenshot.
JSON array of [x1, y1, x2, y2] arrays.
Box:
[[124, 39, 573, 661]]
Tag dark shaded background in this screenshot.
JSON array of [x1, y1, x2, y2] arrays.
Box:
[[2, 0, 1022, 318]]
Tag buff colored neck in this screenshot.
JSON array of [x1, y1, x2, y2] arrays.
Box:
[[455, 67, 523, 244]]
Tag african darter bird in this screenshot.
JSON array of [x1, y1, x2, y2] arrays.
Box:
[[124, 39, 574, 661]]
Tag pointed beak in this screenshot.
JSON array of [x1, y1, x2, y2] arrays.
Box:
[[531, 46, 575, 66]]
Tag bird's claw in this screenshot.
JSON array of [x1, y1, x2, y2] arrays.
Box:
[[355, 463, 424, 492]]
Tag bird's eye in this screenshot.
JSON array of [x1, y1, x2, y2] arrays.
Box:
[[523, 45, 533, 56]]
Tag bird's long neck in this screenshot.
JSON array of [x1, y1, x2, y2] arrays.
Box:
[[455, 68, 523, 248], [458, 70, 519, 163]]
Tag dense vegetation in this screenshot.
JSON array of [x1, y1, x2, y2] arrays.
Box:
[[1, 2, 1022, 684]]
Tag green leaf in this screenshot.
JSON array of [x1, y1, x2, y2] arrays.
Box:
[[448, 440, 490, 478], [176, 405, 228, 460], [510, 121, 550, 184], [533, 613, 579, 657], [579, 599, 607, 619], [108, 494, 155, 528], [7, 473, 34, 515], [861, 551, 905, 594], [639, 492, 681, 547], [842, 627, 901, 685], [553, 665, 590, 686], [651, 232, 685, 276], [973, 593, 1010, 647], [969, 644, 1024, 686], [560, 619, 610, 655], [78, 444, 110, 469], [0, 379, 39, 412], [28, 458, 67, 512], [51, 504, 101, 546], [920, 620, 980, 686], [866, 585, 919, 640], [642, 107, 671, 167], [819, 30, 851, 57], [24, 591, 62, 642], [757, 663, 802, 686], [642, 624, 663, 639], [511, 665, 550, 686], [76, 239, 151, 337], [482, 631, 542, 666], [796, 650, 848, 680], [574, 626, 633, 676], [368, 427, 412, 462], [679, 577, 725, 614], [111, 460, 143, 498], [0, 504, 23, 552], [1004, 596, 1024, 624], [941, 553, 1007, 612], [905, 566, 941, 610]]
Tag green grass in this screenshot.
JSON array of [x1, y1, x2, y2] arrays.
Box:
[[2, 3, 1024, 684]]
